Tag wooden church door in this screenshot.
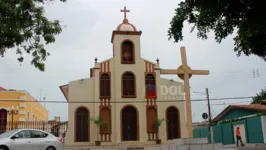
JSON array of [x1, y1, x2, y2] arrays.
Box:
[[122, 106, 137, 141], [75, 108, 89, 142], [167, 107, 180, 140]]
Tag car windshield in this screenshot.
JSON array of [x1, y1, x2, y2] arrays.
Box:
[[0, 130, 19, 138]]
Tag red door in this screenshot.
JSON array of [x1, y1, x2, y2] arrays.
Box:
[[0, 110, 7, 133]]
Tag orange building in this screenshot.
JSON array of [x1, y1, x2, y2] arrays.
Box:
[[0, 87, 48, 132]]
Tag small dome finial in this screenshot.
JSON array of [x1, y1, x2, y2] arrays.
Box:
[[116, 6, 137, 32], [94, 57, 98, 63], [156, 58, 159, 64]]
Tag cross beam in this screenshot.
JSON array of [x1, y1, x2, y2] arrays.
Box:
[[160, 46, 210, 137], [160, 69, 209, 75], [120, 6, 130, 20]]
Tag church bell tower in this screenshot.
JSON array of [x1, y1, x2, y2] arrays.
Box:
[[111, 6, 142, 65]]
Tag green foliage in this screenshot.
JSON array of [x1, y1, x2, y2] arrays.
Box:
[[251, 88, 266, 104], [153, 118, 165, 128], [153, 118, 165, 140], [256, 111, 266, 116], [90, 116, 109, 128], [168, 0, 266, 61], [0, 0, 66, 71], [90, 116, 109, 141]]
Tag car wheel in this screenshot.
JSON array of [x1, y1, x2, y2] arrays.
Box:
[[46, 146, 56, 150], [0, 146, 8, 150]]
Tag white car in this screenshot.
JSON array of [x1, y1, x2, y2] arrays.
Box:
[[0, 129, 63, 150]]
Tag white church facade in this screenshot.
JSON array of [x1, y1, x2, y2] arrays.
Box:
[[60, 7, 188, 146]]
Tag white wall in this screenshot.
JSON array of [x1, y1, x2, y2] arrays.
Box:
[[64, 78, 95, 145], [261, 116, 266, 143]]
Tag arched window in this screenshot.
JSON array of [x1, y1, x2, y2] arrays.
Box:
[[121, 41, 134, 64], [145, 74, 156, 98], [122, 72, 136, 98], [100, 74, 111, 98]]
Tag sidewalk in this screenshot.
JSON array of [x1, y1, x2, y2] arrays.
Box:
[[223, 147, 266, 150], [222, 143, 266, 150]]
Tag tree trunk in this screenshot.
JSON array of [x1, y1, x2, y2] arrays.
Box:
[[96, 125, 99, 141], [156, 127, 159, 140]]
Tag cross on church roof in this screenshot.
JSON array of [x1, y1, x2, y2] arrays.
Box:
[[121, 6, 130, 20]]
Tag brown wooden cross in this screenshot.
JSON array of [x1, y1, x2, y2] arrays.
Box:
[[120, 6, 130, 20], [160, 46, 209, 137]]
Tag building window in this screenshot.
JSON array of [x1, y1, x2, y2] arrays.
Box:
[[121, 40, 135, 64], [145, 74, 156, 98], [122, 72, 136, 98], [100, 74, 111, 98]]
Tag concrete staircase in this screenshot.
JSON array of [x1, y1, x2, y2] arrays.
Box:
[[63, 138, 223, 150]]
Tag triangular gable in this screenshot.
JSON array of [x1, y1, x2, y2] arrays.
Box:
[[59, 84, 69, 102]]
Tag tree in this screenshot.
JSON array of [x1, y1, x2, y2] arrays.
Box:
[[0, 0, 66, 71], [251, 87, 266, 104], [153, 118, 165, 144], [168, 0, 266, 61], [90, 116, 109, 146]]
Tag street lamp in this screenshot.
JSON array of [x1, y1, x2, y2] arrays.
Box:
[[7, 106, 19, 130]]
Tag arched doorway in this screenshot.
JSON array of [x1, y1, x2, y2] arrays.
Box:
[[75, 107, 89, 142], [121, 106, 138, 141], [0, 109, 7, 134], [166, 106, 180, 140]]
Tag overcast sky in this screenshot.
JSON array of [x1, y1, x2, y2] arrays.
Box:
[[1, 0, 265, 122]]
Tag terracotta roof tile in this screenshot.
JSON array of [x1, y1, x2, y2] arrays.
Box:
[[213, 104, 266, 122], [0, 87, 6, 91], [230, 104, 266, 111]]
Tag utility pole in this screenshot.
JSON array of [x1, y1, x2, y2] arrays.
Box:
[[206, 88, 213, 143]]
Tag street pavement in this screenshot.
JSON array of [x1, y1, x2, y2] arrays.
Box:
[[223, 146, 266, 150]]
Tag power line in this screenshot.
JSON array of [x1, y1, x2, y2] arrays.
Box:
[[1, 69, 266, 77], [211, 101, 252, 106], [0, 96, 254, 103]]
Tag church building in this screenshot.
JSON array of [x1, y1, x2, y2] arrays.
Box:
[[60, 7, 187, 146]]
